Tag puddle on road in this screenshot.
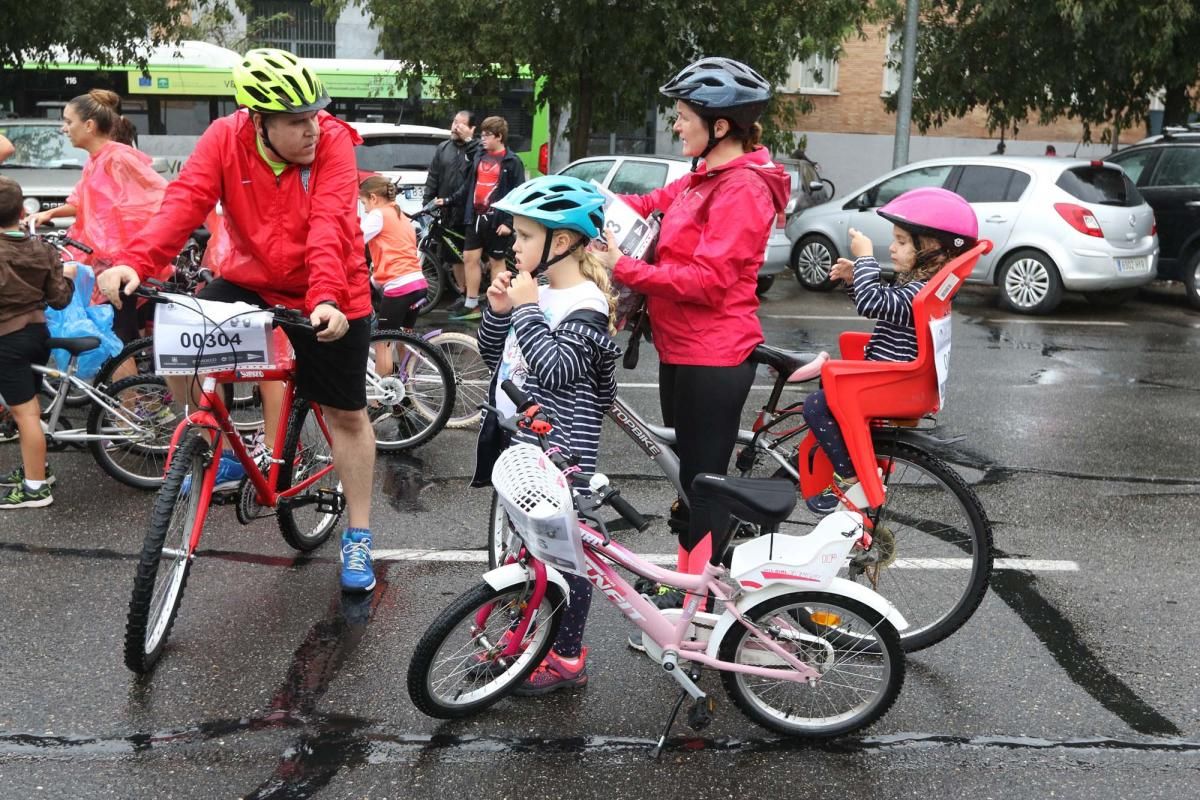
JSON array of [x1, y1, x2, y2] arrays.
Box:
[[381, 453, 436, 513]]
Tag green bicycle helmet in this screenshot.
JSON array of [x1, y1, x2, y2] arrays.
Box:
[[233, 48, 330, 113]]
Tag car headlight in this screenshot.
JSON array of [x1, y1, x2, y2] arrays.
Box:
[[22, 197, 40, 216], [784, 197, 798, 216]]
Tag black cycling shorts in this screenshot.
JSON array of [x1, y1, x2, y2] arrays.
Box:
[[464, 213, 514, 261], [197, 279, 370, 411], [0, 323, 51, 407]]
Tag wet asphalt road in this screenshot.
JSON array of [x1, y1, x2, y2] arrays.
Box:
[[1, 273, 1198, 799]]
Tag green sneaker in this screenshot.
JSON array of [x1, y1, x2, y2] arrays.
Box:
[[0, 465, 54, 488], [0, 483, 53, 509], [448, 300, 482, 321]]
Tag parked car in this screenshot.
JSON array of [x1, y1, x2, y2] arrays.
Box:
[[777, 156, 835, 222], [557, 154, 790, 295], [784, 156, 1158, 314], [1105, 126, 1200, 308], [0, 119, 168, 229], [350, 122, 451, 216]]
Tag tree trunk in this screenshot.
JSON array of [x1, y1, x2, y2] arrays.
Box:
[[1162, 83, 1192, 128], [570, 70, 593, 161]]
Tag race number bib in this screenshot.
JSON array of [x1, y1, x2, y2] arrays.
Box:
[[929, 314, 952, 409], [153, 293, 275, 375]]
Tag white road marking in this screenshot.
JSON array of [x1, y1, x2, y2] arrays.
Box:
[[986, 319, 1128, 327], [374, 549, 1078, 572]]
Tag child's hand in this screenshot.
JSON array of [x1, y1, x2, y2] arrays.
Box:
[[62, 261, 78, 280], [847, 227, 873, 258], [830, 258, 855, 284], [598, 230, 622, 271], [508, 270, 539, 307], [486, 271, 514, 314]]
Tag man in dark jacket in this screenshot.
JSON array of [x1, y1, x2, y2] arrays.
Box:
[[441, 115, 525, 321], [424, 110, 477, 294]]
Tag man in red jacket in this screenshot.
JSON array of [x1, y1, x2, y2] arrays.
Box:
[[99, 49, 379, 592]]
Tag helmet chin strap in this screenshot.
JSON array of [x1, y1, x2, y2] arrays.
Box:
[[534, 233, 585, 276], [258, 115, 294, 165], [691, 118, 729, 172]]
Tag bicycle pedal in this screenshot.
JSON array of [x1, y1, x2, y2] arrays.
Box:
[[315, 488, 346, 516], [687, 696, 717, 731]]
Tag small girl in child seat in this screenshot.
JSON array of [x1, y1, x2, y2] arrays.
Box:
[[803, 187, 977, 513], [471, 175, 621, 695]]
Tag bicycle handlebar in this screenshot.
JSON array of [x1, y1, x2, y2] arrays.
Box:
[[131, 282, 318, 332], [493, 379, 650, 532]]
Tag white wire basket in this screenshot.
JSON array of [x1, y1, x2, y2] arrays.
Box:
[[491, 443, 586, 576]]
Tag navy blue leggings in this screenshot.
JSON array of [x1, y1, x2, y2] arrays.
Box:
[[802, 389, 856, 478], [552, 573, 592, 658]]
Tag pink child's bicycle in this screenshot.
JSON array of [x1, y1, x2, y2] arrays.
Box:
[[407, 382, 908, 751]]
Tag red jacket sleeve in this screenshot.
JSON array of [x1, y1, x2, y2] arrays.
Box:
[[614, 177, 773, 307], [116, 124, 224, 280], [304, 128, 361, 312]]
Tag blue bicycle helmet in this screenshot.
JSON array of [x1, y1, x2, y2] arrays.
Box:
[[492, 176, 607, 272], [660, 57, 771, 167], [492, 176, 606, 238]]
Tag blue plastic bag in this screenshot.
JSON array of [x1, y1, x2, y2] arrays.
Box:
[[44, 263, 124, 379]]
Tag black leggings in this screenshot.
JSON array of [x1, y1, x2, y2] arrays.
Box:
[[660, 360, 757, 558]]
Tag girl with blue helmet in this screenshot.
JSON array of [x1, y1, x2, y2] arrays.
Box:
[[471, 175, 621, 695]]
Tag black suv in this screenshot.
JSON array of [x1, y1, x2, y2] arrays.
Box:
[[1107, 126, 1200, 308]]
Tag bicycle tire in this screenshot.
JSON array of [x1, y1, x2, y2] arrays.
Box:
[[86, 374, 179, 490], [426, 331, 486, 429], [718, 591, 904, 738], [487, 491, 510, 569], [419, 251, 443, 316], [367, 329, 455, 451], [739, 436, 992, 652], [124, 433, 210, 673], [407, 580, 566, 718], [276, 398, 343, 551], [94, 336, 154, 389]]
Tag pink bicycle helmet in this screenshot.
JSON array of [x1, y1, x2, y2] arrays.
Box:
[[877, 187, 978, 253]]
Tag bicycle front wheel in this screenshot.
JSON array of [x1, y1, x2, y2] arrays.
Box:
[[367, 329, 455, 451], [407, 579, 566, 719], [87, 375, 180, 490], [427, 331, 486, 429], [125, 434, 210, 673], [719, 591, 904, 738], [276, 399, 342, 551]]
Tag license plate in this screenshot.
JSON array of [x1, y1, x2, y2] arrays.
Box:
[[1115, 256, 1148, 274], [404, 187, 423, 200]]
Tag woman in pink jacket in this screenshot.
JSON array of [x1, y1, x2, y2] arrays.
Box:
[[603, 58, 789, 610]]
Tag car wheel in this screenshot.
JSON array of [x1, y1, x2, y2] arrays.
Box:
[[755, 274, 776, 296], [1184, 250, 1200, 311], [791, 235, 837, 291], [997, 250, 1063, 314], [1083, 288, 1139, 308]]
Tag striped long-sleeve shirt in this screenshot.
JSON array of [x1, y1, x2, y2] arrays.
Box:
[[475, 303, 620, 478], [846, 256, 924, 362]]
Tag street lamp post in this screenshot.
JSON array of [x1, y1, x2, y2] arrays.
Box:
[[892, 0, 919, 169]]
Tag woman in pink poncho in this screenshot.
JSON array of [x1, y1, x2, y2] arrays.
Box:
[[30, 89, 167, 348]]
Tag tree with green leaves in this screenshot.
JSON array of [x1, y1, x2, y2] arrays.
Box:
[[886, 0, 1199, 143], [320, 0, 890, 160], [0, 1, 242, 70]]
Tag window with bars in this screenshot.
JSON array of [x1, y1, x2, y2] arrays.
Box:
[[782, 53, 838, 94], [249, 1, 336, 59]]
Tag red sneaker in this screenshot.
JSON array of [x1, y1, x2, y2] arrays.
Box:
[[512, 647, 589, 696]]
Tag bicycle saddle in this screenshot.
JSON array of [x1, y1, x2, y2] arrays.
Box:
[[47, 336, 101, 355], [691, 474, 797, 526], [750, 344, 827, 383]]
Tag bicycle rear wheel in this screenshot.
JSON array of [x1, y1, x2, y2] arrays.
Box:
[[407, 580, 566, 718], [125, 433, 210, 673], [367, 329, 455, 451], [719, 591, 904, 738], [738, 436, 992, 652], [276, 398, 342, 551], [426, 331, 486, 428], [87, 375, 180, 490], [419, 252, 443, 316]]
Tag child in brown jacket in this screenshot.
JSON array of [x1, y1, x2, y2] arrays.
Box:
[[0, 176, 74, 508]]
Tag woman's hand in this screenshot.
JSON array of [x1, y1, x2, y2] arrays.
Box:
[[830, 258, 855, 284], [97, 265, 141, 309], [847, 227, 873, 258], [486, 271, 514, 314], [508, 270, 539, 307]]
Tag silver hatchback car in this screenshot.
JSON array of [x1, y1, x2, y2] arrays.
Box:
[[785, 156, 1159, 314]]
